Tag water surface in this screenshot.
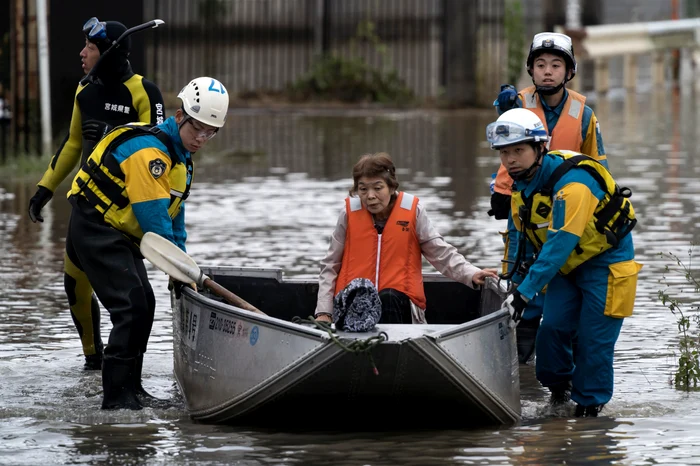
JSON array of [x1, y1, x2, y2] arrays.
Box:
[[2, 88, 700, 465]]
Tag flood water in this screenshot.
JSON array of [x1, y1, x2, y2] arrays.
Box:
[[2, 87, 700, 465]]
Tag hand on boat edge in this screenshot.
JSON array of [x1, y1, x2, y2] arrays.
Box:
[[472, 268, 499, 286], [168, 277, 197, 299], [502, 290, 528, 325]]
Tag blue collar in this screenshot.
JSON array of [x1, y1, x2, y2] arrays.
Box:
[[514, 153, 558, 197], [157, 117, 189, 162], [540, 89, 569, 116]]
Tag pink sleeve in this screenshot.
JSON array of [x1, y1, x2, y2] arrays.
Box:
[[314, 208, 347, 315], [416, 203, 481, 289]]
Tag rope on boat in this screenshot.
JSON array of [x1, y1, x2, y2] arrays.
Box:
[[292, 316, 389, 376]]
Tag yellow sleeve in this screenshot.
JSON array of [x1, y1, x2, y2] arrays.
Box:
[[580, 112, 607, 164], [550, 182, 599, 237], [37, 86, 85, 192], [125, 75, 165, 126], [121, 148, 172, 204]]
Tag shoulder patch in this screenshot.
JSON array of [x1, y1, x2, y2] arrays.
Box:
[[149, 158, 167, 179]]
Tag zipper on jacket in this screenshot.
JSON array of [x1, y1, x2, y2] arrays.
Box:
[[375, 234, 382, 288]]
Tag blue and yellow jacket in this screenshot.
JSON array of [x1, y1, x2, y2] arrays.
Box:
[[497, 88, 607, 168], [509, 152, 636, 301], [68, 116, 191, 251], [499, 88, 608, 281]]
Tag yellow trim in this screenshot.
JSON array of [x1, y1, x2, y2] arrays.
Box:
[[64, 251, 100, 354], [38, 84, 87, 191], [124, 75, 152, 124], [512, 151, 637, 275]]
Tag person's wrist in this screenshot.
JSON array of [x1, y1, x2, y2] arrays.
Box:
[[514, 290, 529, 303]]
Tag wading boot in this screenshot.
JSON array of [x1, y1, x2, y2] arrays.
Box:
[[548, 382, 572, 406], [133, 354, 173, 409], [83, 352, 103, 371], [516, 317, 540, 365], [575, 404, 604, 417], [101, 357, 142, 410]]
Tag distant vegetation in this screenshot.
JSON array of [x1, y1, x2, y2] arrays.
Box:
[[0, 152, 52, 179], [658, 246, 700, 391], [288, 20, 415, 106]]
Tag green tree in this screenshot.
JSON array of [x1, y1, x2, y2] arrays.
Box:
[[504, 0, 526, 85]]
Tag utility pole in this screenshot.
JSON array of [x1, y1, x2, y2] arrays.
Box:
[[566, 0, 581, 29], [36, 0, 52, 155]]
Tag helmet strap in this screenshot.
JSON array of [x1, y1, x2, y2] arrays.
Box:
[[177, 106, 191, 130], [508, 144, 543, 181], [530, 62, 573, 96], [535, 81, 565, 96]]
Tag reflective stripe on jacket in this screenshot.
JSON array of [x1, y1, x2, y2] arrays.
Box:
[[521, 86, 585, 151], [493, 87, 586, 196]]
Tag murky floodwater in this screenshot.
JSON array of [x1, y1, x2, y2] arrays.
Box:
[[2, 86, 700, 465]]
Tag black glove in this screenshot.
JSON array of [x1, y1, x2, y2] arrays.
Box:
[[502, 290, 528, 325], [168, 278, 195, 300], [82, 119, 113, 146], [488, 192, 512, 220], [28, 186, 54, 223]]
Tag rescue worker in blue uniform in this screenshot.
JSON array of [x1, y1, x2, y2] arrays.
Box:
[[490, 32, 608, 364], [28, 17, 165, 370], [488, 108, 642, 417], [65, 76, 229, 410]]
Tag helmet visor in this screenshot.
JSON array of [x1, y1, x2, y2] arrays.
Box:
[[486, 121, 549, 148], [532, 32, 572, 51], [530, 32, 574, 59]]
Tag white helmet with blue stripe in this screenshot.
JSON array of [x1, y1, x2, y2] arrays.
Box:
[[486, 108, 549, 150], [177, 77, 229, 128]]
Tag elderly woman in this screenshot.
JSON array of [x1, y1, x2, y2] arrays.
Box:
[[314, 152, 498, 331]]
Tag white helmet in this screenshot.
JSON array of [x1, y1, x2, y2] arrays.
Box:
[[177, 77, 229, 128], [486, 108, 549, 150], [527, 32, 577, 80]]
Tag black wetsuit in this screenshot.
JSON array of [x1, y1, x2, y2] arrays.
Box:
[[35, 60, 164, 367]]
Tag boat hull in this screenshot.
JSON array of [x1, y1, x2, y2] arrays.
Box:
[[173, 267, 520, 428]]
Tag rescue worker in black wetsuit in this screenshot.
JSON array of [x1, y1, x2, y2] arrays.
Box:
[[27, 18, 165, 370]]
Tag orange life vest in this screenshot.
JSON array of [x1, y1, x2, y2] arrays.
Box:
[[335, 191, 427, 310], [493, 87, 586, 196]]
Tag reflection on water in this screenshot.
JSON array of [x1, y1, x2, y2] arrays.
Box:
[[2, 89, 700, 464]]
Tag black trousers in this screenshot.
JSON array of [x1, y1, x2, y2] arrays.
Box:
[[66, 202, 156, 361], [378, 288, 413, 324]]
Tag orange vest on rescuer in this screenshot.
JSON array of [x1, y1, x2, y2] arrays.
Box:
[[493, 86, 586, 195], [335, 191, 427, 310]]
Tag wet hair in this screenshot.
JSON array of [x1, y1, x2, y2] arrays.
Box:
[[349, 152, 400, 197]]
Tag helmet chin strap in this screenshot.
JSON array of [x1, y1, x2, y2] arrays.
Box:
[[508, 145, 543, 181], [535, 81, 565, 96], [533, 69, 572, 96]]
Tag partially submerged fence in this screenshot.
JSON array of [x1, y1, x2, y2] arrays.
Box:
[[143, 0, 510, 105]]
